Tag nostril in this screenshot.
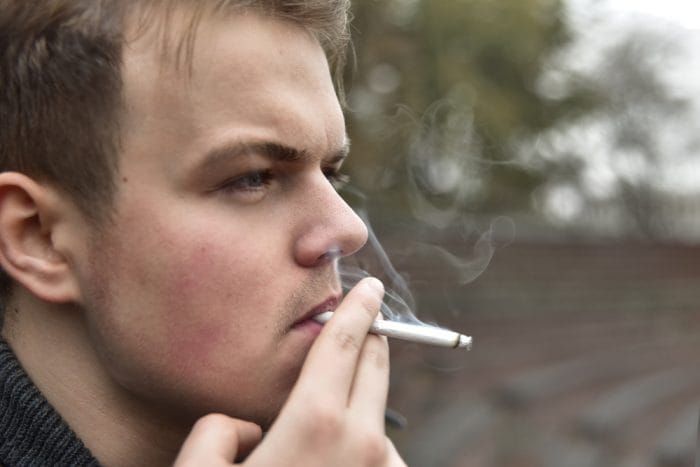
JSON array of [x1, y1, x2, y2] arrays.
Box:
[[318, 247, 343, 264]]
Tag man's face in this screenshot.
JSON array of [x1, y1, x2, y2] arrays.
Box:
[[73, 12, 367, 425]]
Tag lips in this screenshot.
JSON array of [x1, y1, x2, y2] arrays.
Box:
[[293, 295, 340, 328]]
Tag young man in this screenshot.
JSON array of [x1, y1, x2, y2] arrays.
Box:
[[0, 1, 405, 465]]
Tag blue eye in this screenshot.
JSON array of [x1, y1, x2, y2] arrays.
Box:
[[219, 170, 274, 193]]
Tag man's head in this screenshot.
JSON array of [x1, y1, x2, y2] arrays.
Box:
[[0, 0, 367, 427], [0, 0, 352, 293]]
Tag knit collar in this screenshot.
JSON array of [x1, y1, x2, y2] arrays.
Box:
[[0, 339, 100, 466]]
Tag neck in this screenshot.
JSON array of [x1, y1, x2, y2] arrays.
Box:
[[2, 288, 191, 467]]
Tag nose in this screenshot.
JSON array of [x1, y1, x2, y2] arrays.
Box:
[[293, 176, 368, 268]]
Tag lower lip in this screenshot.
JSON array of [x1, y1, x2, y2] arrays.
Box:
[[291, 318, 323, 337]]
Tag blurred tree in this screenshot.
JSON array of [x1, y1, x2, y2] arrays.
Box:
[[343, 0, 600, 226], [529, 26, 698, 240]]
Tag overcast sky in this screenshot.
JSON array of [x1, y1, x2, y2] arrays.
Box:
[[601, 0, 700, 30], [569, 0, 700, 92], [564, 0, 700, 195]]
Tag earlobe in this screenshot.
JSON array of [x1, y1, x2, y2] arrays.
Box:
[[0, 172, 82, 303]]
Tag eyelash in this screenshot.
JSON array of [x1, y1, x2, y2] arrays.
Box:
[[222, 170, 274, 192], [323, 167, 351, 190], [218, 168, 350, 194]]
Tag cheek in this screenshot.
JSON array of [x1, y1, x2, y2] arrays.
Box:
[[85, 202, 295, 386], [162, 236, 268, 311], [157, 236, 278, 365], [80, 190, 316, 421]]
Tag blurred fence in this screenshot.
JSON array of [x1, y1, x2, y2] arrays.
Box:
[[384, 238, 700, 467]]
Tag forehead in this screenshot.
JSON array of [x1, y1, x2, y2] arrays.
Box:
[[119, 10, 346, 171]]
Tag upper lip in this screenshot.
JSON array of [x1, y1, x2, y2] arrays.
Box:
[[294, 295, 341, 326]]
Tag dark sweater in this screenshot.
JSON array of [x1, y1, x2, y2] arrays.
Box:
[[0, 339, 100, 466]]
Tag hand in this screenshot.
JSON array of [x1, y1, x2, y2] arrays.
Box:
[[174, 277, 406, 467], [174, 415, 262, 465]]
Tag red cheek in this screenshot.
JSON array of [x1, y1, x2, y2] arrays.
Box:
[[170, 324, 228, 374], [160, 243, 232, 370], [164, 243, 223, 306]]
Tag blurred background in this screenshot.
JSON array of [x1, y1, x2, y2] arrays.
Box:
[[340, 1, 700, 466]]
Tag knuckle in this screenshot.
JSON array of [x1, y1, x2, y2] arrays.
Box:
[[358, 294, 380, 320], [306, 403, 343, 439], [366, 345, 390, 371], [333, 329, 361, 352], [193, 413, 236, 436], [357, 432, 388, 465]]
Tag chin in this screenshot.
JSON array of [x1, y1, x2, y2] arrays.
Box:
[[244, 374, 300, 430], [257, 409, 282, 431], [231, 395, 287, 431]]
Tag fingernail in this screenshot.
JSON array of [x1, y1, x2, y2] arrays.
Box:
[[365, 277, 384, 296]]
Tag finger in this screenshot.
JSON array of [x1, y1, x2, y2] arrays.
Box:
[[233, 421, 264, 462], [174, 414, 262, 466], [294, 277, 384, 405], [385, 438, 408, 467], [348, 331, 390, 427]]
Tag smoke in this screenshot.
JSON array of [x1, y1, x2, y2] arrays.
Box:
[[410, 216, 514, 286], [338, 186, 514, 326], [338, 96, 517, 329], [339, 212, 419, 324], [404, 100, 484, 229]]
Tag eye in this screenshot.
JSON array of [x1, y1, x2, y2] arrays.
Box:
[[323, 167, 350, 190], [218, 170, 274, 194]]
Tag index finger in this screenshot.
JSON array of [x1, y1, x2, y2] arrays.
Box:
[[292, 277, 384, 405]]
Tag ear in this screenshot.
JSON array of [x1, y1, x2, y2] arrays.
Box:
[[0, 172, 82, 303]]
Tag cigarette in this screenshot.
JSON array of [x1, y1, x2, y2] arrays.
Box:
[[312, 311, 472, 349]]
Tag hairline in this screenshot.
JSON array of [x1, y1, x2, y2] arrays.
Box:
[[123, 2, 349, 103]]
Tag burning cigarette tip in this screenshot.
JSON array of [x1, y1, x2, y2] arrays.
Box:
[[457, 334, 472, 349]]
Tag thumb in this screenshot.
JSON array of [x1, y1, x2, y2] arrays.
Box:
[[174, 414, 263, 466]]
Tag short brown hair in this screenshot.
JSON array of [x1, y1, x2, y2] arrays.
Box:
[[0, 0, 351, 294]]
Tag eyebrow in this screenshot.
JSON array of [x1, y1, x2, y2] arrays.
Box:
[[196, 139, 350, 175]]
